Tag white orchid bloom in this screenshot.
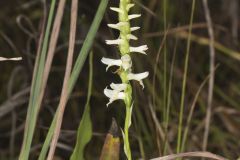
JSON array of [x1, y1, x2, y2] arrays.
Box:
[[110, 83, 127, 91], [106, 39, 123, 45], [101, 57, 122, 71], [128, 14, 141, 20], [108, 22, 128, 30], [0, 57, 22, 61], [121, 54, 132, 71], [103, 83, 126, 106], [127, 71, 149, 88], [101, 55, 132, 71], [110, 7, 123, 14], [130, 45, 148, 55], [130, 27, 140, 32]]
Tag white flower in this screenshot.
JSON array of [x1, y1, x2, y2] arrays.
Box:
[[108, 22, 128, 30], [110, 83, 127, 91], [101, 55, 132, 71], [101, 57, 122, 71], [0, 57, 22, 61], [130, 27, 140, 32], [110, 7, 123, 14], [127, 72, 149, 88], [121, 54, 132, 71], [128, 14, 141, 20], [106, 39, 123, 45], [104, 83, 127, 106], [130, 45, 148, 54]]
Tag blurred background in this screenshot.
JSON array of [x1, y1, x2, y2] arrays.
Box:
[[0, 0, 240, 159]]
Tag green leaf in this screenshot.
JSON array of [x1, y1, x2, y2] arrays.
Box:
[[70, 51, 93, 160], [70, 104, 92, 160]]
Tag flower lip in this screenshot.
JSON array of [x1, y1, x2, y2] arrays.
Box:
[[130, 45, 148, 55]]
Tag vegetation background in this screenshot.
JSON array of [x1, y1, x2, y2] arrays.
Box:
[[0, 0, 239, 159]]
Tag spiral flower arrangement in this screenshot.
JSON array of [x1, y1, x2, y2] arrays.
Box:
[[101, 0, 148, 159]]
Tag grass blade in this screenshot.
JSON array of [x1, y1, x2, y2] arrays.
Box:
[[47, 0, 78, 158], [19, 0, 56, 159], [176, 0, 196, 153], [38, 0, 109, 159]]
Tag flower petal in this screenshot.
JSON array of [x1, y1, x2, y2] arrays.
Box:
[[110, 7, 123, 14], [106, 39, 123, 45], [110, 83, 127, 91], [130, 45, 148, 54], [128, 14, 141, 20], [108, 22, 128, 30], [130, 27, 140, 32]]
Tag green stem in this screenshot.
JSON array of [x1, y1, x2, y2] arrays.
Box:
[[177, 0, 196, 154], [124, 103, 132, 160], [118, 0, 133, 159], [121, 73, 133, 160]]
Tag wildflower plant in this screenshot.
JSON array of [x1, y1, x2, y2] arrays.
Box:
[[101, 0, 148, 159]]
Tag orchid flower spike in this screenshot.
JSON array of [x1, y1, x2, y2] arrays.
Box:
[[127, 72, 149, 88], [102, 0, 149, 159]]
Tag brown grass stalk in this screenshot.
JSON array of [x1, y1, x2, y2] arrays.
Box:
[[47, 0, 78, 159], [202, 0, 215, 152]]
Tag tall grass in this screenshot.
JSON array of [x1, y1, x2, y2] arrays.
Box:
[[19, 0, 109, 159], [19, 0, 56, 159], [177, 0, 196, 154]]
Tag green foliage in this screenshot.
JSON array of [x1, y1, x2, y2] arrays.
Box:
[[70, 52, 93, 160], [38, 0, 109, 159], [18, 0, 56, 159]]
